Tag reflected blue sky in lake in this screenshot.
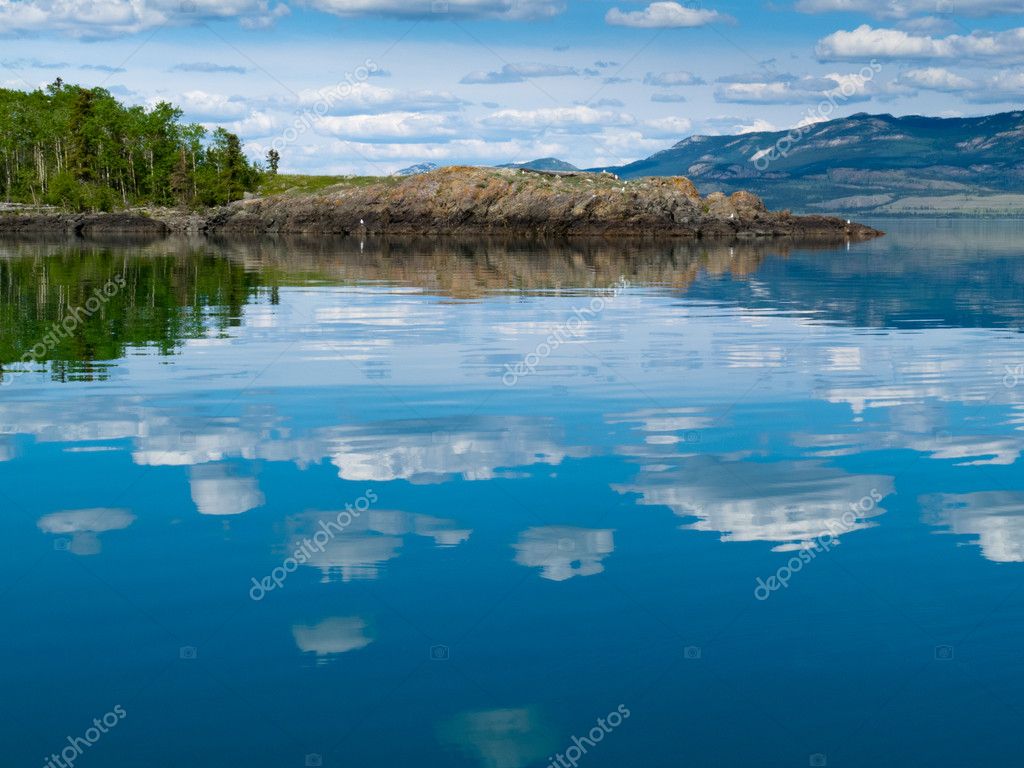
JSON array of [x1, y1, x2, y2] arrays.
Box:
[[2, 221, 1024, 767]]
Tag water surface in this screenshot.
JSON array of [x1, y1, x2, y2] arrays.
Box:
[[2, 220, 1024, 767]]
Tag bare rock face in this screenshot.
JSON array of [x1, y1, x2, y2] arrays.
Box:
[[206, 167, 882, 241], [730, 190, 767, 214], [0, 212, 169, 237]]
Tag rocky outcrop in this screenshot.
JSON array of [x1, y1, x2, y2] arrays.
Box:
[[0, 167, 883, 241], [0, 211, 172, 237], [204, 167, 879, 239]]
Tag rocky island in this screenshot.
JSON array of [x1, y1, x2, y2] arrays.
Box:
[[0, 166, 882, 241]]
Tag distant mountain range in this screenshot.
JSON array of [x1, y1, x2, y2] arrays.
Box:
[[498, 157, 581, 172], [395, 162, 440, 176], [596, 111, 1024, 215], [398, 112, 1024, 215]]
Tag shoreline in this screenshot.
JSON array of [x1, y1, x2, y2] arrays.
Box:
[[0, 167, 883, 242]]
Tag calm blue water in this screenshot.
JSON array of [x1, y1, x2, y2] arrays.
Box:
[[2, 221, 1024, 767]]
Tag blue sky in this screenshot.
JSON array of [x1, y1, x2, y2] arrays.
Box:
[[2, 0, 1022, 174]]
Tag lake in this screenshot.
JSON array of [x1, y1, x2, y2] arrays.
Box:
[[2, 220, 1023, 767]]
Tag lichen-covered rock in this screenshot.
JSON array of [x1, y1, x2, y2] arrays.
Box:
[[730, 190, 767, 214], [206, 167, 880, 240]]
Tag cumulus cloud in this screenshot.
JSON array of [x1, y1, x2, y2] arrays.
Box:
[[314, 112, 462, 142], [460, 62, 578, 85], [292, 617, 373, 657], [691, 115, 786, 135], [796, 0, 1024, 18], [480, 105, 635, 132], [712, 64, 908, 104], [606, 1, 729, 28], [642, 115, 693, 138], [171, 90, 249, 120], [735, 118, 781, 133], [816, 24, 1024, 62], [897, 66, 975, 92], [963, 70, 1024, 102], [0, 0, 290, 37], [715, 73, 844, 104], [38, 508, 135, 555], [513, 527, 614, 581], [305, 0, 564, 20], [228, 110, 281, 137], [643, 70, 706, 86]]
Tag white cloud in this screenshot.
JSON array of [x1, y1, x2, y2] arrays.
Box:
[[816, 23, 1024, 62], [923, 492, 1024, 563], [712, 72, 887, 105], [270, 136, 572, 174], [304, 0, 563, 20], [643, 115, 693, 138], [614, 455, 893, 551], [897, 66, 976, 92], [171, 90, 249, 120], [964, 69, 1024, 102], [606, 1, 728, 28], [315, 111, 462, 142], [37, 508, 135, 555], [735, 118, 780, 133], [0, 0, 289, 36], [513, 527, 614, 581], [480, 105, 635, 132], [228, 109, 281, 137], [292, 617, 373, 658], [189, 465, 264, 516]]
